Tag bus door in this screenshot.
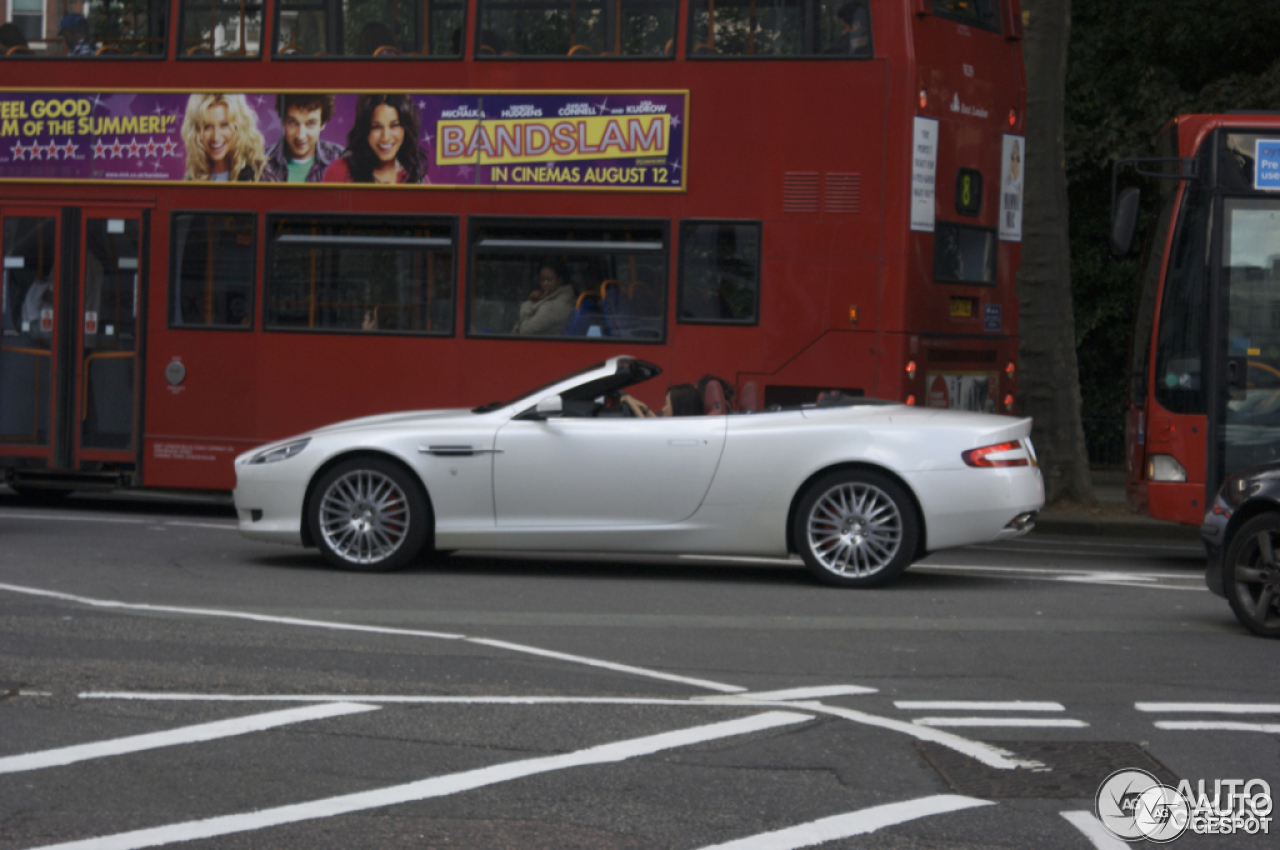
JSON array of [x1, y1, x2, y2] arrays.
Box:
[[1214, 193, 1280, 489], [0, 206, 145, 484]]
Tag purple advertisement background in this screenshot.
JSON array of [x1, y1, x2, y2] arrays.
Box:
[[0, 91, 686, 189]]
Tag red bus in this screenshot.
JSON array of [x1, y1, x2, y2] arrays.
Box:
[[1115, 114, 1280, 525], [1, 0, 1026, 494]]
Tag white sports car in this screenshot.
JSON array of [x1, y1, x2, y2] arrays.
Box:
[[233, 356, 1044, 587]]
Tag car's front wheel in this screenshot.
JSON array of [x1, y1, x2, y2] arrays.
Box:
[[794, 469, 919, 587], [1223, 513, 1280, 637], [308, 457, 430, 572]]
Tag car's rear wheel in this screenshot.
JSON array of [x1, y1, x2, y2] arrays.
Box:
[[308, 457, 430, 572], [1223, 513, 1280, 638], [794, 469, 919, 587]]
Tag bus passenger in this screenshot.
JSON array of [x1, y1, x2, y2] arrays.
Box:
[[512, 261, 574, 334], [58, 14, 94, 56], [1, 21, 29, 53], [827, 2, 871, 57], [323, 94, 430, 184], [262, 94, 343, 183], [182, 94, 266, 182]]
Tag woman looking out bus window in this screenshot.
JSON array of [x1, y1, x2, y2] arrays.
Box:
[[181, 94, 266, 182], [324, 94, 430, 184]]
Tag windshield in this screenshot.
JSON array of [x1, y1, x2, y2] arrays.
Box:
[[470, 358, 662, 413]]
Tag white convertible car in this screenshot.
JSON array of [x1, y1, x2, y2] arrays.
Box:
[[234, 356, 1044, 587]]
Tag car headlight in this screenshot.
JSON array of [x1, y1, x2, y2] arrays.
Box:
[[247, 438, 310, 465]]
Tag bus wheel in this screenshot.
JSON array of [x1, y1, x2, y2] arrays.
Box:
[[9, 486, 73, 504], [794, 469, 919, 588], [308, 457, 430, 572], [1223, 513, 1280, 638]]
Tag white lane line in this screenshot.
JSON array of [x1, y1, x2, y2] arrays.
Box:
[[466, 637, 746, 694], [716, 685, 878, 701], [912, 565, 1205, 591], [895, 701, 1064, 711], [1136, 702, 1280, 713], [0, 582, 744, 694], [79, 693, 740, 706], [1060, 811, 1129, 849], [0, 512, 236, 530], [693, 795, 992, 850], [0, 703, 378, 774], [1154, 721, 1280, 733], [31, 711, 811, 850], [786, 701, 1043, 770], [913, 718, 1089, 728]]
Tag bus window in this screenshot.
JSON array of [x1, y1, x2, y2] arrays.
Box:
[[931, 0, 1001, 33], [180, 0, 264, 57], [9, 1, 168, 57], [933, 222, 996, 285], [275, 0, 465, 57], [170, 213, 256, 328], [468, 220, 666, 340], [265, 216, 457, 334], [678, 221, 760, 324], [688, 0, 871, 57], [476, 0, 677, 57], [1153, 182, 1211, 414]]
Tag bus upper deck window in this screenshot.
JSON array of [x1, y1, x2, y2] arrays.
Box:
[[476, 0, 677, 57], [180, 0, 264, 58], [275, 0, 465, 58], [5, 1, 167, 57], [930, 0, 1001, 33], [689, 0, 872, 58]]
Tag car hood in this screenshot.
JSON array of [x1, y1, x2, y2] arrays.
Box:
[[304, 408, 475, 437]]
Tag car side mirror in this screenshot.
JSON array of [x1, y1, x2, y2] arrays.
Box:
[[534, 395, 564, 419], [1111, 186, 1140, 256]]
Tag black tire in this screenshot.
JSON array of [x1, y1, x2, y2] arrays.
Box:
[[793, 469, 919, 588], [1222, 513, 1280, 638], [307, 457, 430, 572]]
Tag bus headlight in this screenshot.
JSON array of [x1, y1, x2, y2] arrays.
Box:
[[1146, 454, 1187, 482], [248, 438, 310, 465]]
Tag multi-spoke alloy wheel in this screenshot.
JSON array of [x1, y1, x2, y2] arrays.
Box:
[[1223, 514, 1280, 638], [308, 457, 429, 572], [794, 470, 919, 587]]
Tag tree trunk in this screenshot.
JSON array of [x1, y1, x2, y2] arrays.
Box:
[[1017, 0, 1094, 504]]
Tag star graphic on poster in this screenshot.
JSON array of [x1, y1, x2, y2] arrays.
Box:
[[10, 140, 27, 160], [110, 138, 125, 157], [45, 141, 61, 160], [592, 97, 609, 115], [144, 137, 160, 157], [423, 131, 434, 145], [417, 99, 429, 113], [92, 94, 107, 111], [62, 139, 79, 159], [30, 141, 45, 160], [668, 158, 681, 178], [670, 115, 680, 127], [93, 140, 108, 158], [162, 137, 178, 157], [126, 137, 142, 157], [456, 164, 473, 179]]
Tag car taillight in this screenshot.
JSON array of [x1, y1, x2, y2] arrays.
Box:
[[962, 441, 1030, 468]]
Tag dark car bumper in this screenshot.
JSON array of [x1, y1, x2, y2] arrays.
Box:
[[1201, 506, 1229, 598]]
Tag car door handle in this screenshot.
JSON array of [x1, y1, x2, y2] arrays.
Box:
[[667, 439, 700, 447], [419, 445, 503, 456]]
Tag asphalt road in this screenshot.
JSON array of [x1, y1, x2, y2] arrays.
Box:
[[1, 489, 1276, 850]]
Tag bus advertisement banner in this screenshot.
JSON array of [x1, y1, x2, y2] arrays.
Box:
[[0, 91, 687, 191]]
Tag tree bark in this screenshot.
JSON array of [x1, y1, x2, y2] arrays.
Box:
[[1018, 0, 1094, 504]]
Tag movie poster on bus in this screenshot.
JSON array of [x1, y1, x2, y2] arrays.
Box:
[[0, 91, 687, 191], [999, 134, 1024, 241]]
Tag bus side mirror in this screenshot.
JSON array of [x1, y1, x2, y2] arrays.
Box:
[[534, 395, 564, 419], [1111, 187, 1140, 256]]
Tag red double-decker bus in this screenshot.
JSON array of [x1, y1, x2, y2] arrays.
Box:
[[1, 0, 1026, 494], [1115, 114, 1280, 524]]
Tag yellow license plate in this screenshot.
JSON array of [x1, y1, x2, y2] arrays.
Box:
[[950, 298, 974, 318]]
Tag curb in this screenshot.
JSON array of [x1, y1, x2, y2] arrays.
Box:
[[1031, 514, 1202, 542]]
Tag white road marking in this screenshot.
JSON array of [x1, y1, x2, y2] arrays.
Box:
[[913, 717, 1089, 728], [78, 693, 748, 706], [0, 582, 744, 693], [1060, 811, 1129, 849], [0, 512, 236, 530], [914, 564, 1205, 591], [1136, 702, 1280, 713], [692, 795, 993, 850], [786, 701, 1044, 770], [0, 703, 378, 774], [895, 701, 1064, 711], [1154, 721, 1280, 733], [714, 685, 878, 701], [31, 711, 811, 850]]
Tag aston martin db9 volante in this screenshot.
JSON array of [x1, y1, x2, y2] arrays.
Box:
[[234, 357, 1044, 587]]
